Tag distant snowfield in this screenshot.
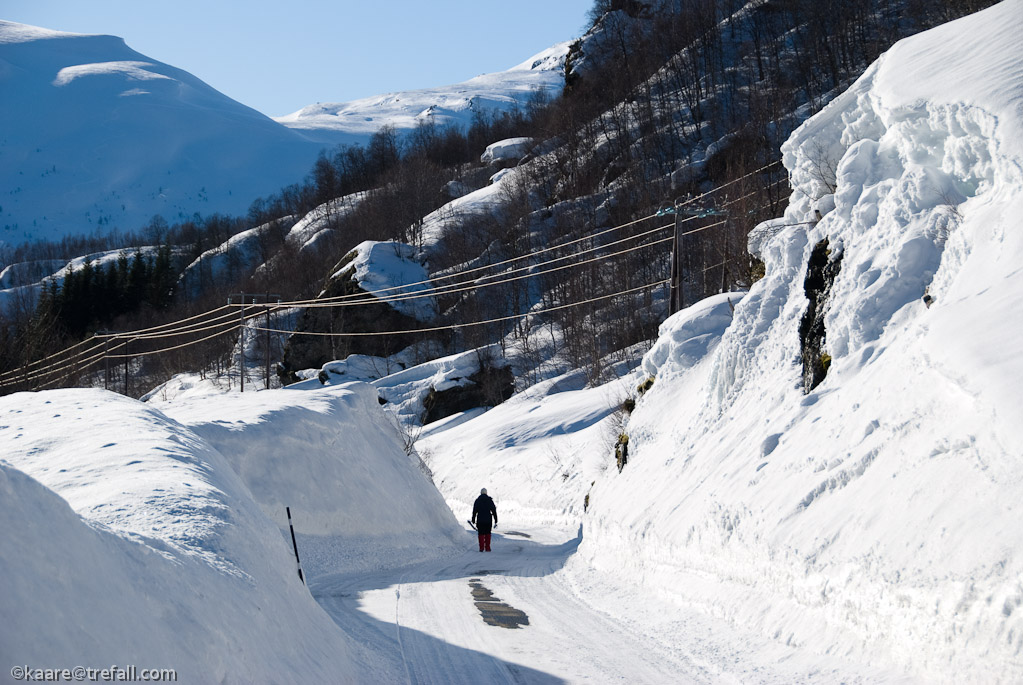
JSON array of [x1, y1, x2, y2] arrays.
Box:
[[275, 43, 569, 144]]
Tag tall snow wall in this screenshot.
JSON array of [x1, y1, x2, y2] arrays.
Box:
[[0, 389, 380, 682], [0, 382, 463, 680], [578, 1, 1023, 681], [162, 382, 464, 576]]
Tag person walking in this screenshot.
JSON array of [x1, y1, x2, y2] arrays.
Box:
[[471, 488, 498, 552]]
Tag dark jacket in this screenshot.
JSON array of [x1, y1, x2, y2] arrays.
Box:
[[472, 494, 497, 534]]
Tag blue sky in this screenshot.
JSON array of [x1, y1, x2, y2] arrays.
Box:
[[4, 0, 594, 117]]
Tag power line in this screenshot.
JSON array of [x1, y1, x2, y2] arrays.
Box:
[[275, 160, 782, 308], [33, 340, 119, 391], [93, 304, 235, 338], [0, 334, 98, 383], [2, 162, 785, 390], [104, 320, 243, 360], [270, 182, 782, 313], [0, 225, 670, 388], [290, 199, 776, 312], [107, 307, 256, 341], [0, 337, 107, 387], [298, 223, 675, 310], [0, 306, 238, 385], [0, 205, 754, 390], [251, 279, 671, 338], [0, 306, 264, 389]]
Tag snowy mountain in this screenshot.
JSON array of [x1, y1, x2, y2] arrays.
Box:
[[0, 20, 567, 249], [275, 43, 569, 145], [0, 21, 330, 246]]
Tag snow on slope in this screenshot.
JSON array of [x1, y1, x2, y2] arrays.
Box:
[[276, 43, 569, 145], [0, 21, 326, 245], [340, 240, 438, 321], [416, 294, 741, 531], [0, 389, 385, 682], [0, 382, 465, 679], [419, 367, 623, 526], [575, 2, 1023, 681], [420, 167, 515, 250]]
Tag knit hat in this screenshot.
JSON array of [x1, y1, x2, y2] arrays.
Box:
[[481, 488, 487, 495]]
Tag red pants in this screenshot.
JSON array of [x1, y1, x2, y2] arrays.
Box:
[[478, 533, 491, 551]]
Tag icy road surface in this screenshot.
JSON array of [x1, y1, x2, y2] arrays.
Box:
[[308, 526, 906, 684]]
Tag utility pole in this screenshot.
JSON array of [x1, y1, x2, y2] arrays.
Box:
[[263, 292, 282, 390], [669, 201, 728, 315], [669, 205, 682, 315], [96, 330, 116, 391], [124, 338, 130, 396], [228, 293, 280, 392]]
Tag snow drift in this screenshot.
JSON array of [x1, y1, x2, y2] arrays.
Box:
[[575, 2, 1023, 681], [0, 383, 462, 679], [160, 382, 463, 575], [0, 389, 377, 681]]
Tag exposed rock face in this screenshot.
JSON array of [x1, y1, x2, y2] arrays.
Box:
[[799, 238, 842, 394], [421, 364, 515, 424], [278, 253, 430, 384]]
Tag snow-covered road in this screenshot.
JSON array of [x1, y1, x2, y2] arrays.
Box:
[[307, 525, 905, 684], [309, 525, 701, 683]]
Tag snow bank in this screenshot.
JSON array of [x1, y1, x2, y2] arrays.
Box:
[[417, 3, 1023, 680], [416, 290, 741, 525], [641, 292, 743, 379], [576, 2, 1023, 681], [160, 382, 463, 575], [0, 389, 381, 682]]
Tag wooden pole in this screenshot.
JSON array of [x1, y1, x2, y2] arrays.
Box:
[[239, 296, 245, 393], [230, 293, 279, 392], [669, 208, 682, 315], [123, 338, 129, 396], [265, 294, 271, 390]]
